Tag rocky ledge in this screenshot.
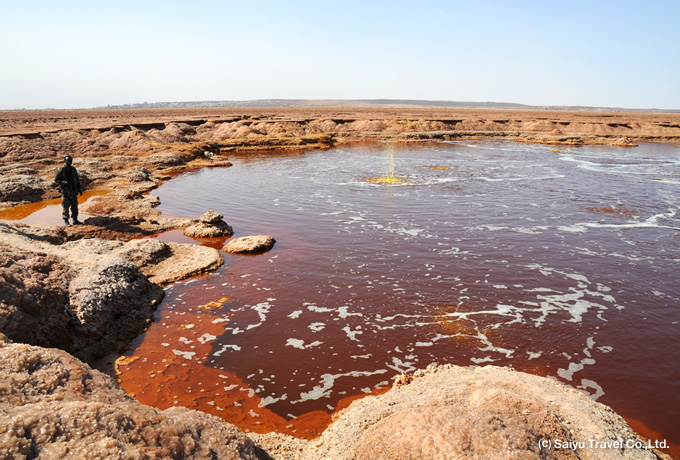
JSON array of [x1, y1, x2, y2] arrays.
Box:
[[299, 365, 670, 460], [224, 235, 276, 254], [0, 221, 222, 364], [0, 336, 269, 459]]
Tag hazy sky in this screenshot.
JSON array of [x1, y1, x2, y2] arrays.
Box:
[[1, 0, 678, 110]]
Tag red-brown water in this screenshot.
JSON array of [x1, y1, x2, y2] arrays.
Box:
[[0, 189, 111, 224], [114, 141, 678, 453]]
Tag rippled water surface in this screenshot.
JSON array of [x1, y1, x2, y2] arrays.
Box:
[[118, 141, 680, 447]]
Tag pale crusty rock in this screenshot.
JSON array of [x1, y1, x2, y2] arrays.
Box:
[[223, 235, 276, 254], [199, 209, 224, 224], [0, 174, 52, 206], [184, 210, 234, 238], [104, 237, 223, 285], [249, 432, 308, 460], [0, 223, 222, 363], [0, 237, 163, 364], [0, 244, 73, 351], [0, 338, 128, 407], [0, 338, 270, 459], [146, 242, 223, 285], [125, 165, 156, 184], [301, 364, 668, 460], [112, 237, 172, 268], [66, 256, 164, 363]]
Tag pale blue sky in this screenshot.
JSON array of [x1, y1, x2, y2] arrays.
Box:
[[1, 0, 678, 110]]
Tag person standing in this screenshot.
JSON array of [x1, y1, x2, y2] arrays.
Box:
[[54, 155, 83, 226]]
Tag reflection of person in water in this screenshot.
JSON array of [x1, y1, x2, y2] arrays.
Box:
[[54, 155, 83, 226]]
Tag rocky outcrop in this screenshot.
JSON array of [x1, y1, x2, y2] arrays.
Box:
[[0, 232, 163, 364], [0, 173, 52, 205], [0, 337, 270, 459], [0, 244, 73, 351], [0, 222, 223, 363], [142, 241, 223, 285], [224, 235, 276, 254], [184, 209, 234, 238], [302, 364, 667, 460], [66, 256, 164, 363]]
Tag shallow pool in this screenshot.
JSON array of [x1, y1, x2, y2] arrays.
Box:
[[117, 140, 680, 447]]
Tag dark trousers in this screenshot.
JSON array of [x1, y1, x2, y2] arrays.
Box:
[[61, 190, 79, 220]]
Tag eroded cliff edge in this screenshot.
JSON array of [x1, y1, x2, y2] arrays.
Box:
[[0, 222, 222, 364]]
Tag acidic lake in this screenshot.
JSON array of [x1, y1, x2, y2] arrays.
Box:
[[117, 141, 680, 447]]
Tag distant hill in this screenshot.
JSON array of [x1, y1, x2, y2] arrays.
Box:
[[99, 99, 677, 113]]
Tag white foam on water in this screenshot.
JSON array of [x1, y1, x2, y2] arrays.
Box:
[[386, 356, 417, 373], [285, 338, 323, 349], [479, 174, 564, 182], [285, 339, 305, 349], [557, 359, 596, 381], [513, 226, 550, 234], [557, 336, 601, 383], [172, 350, 196, 360], [198, 333, 217, 344], [557, 224, 588, 233], [309, 322, 326, 332], [259, 394, 288, 408], [343, 325, 363, 342], [307, 304, 334, 313], [291, 369, 388, 403], [578, 379, 605, 399], [338, 306, 363, 318], [475, 331, 515, 358], [537, 291, 605, 324], [213, 344, 242, 356]]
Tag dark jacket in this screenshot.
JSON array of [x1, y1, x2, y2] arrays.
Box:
[[55, 165, 82, 195]]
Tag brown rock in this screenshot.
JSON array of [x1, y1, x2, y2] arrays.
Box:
[[199, 209, 224, 225], [223, 235, 276, 254], [0, 235, 164, 364], [0, 339, 270, 459], [0, 174, 51, 206], [145, 242, 223, 285], [125, 165, 154, 183], [0, 222, 223, 363], [0, 244, 73, 351], [184, 210, 234, 238], [302, 364, 666, 460]]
